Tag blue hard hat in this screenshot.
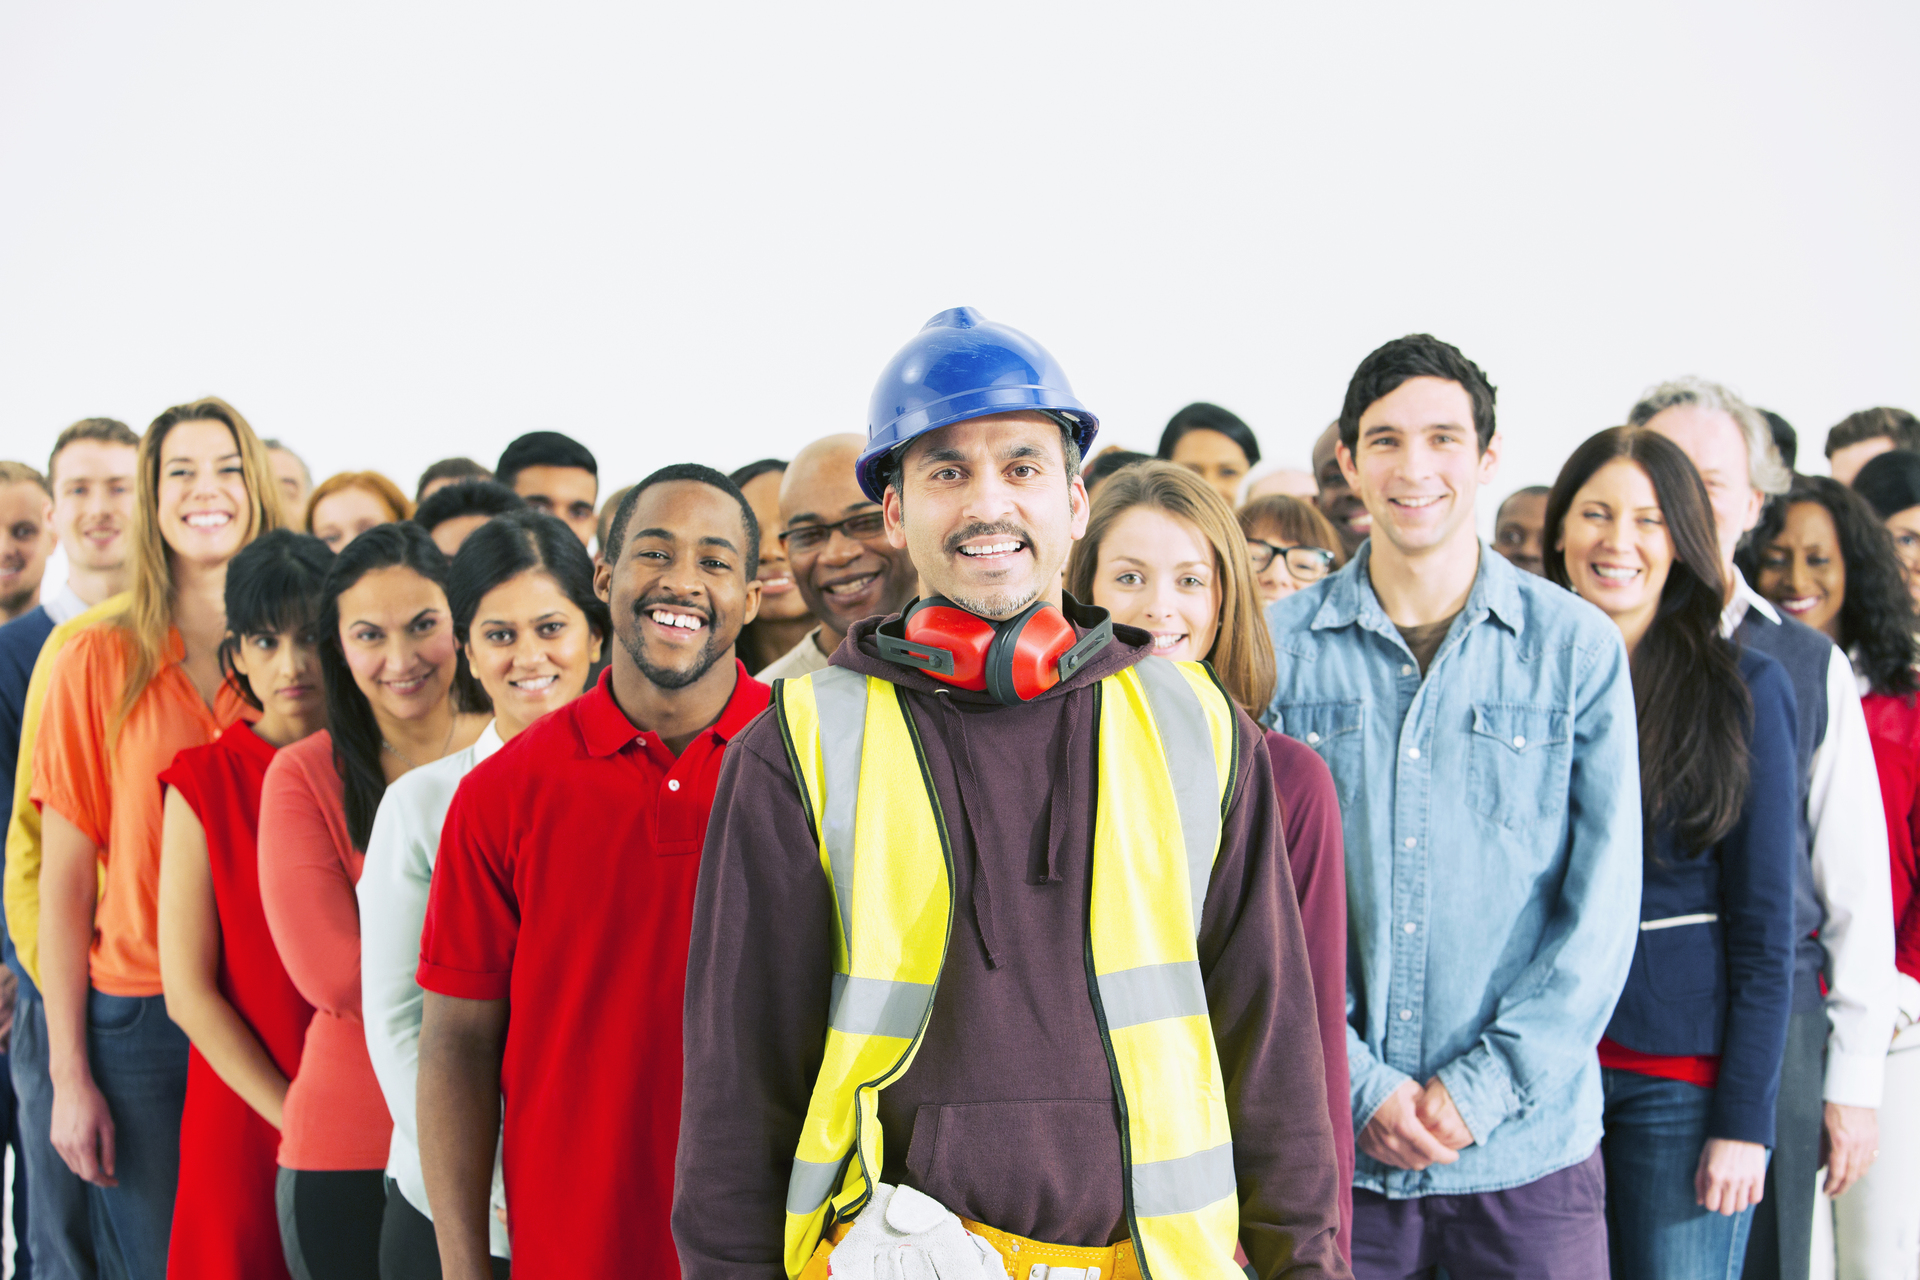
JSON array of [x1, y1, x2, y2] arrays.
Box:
[[857, 307, 1099, 503]]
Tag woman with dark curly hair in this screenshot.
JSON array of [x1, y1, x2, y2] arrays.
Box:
[[1746, 476, 1920, 1278]]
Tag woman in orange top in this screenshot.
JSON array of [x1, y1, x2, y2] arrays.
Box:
[[32, 397, 282, 1280], [258, 521, 488, 1279]]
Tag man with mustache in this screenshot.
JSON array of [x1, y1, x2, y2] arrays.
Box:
[[1, 417, 139, 1280], [675, 308, 1344, 1278], [757, 433, 918, 681], [1313, 420, 1372, 558], [415, 463, 769, 1280]]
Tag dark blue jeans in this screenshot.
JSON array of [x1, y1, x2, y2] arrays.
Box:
[[85, 991, 186, 1280], [1603, 1068, 1764, 1280], [12, 982, 125, 1280]]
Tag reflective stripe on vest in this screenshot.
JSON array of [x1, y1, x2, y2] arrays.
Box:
[[773, 659, 1242, 1280]]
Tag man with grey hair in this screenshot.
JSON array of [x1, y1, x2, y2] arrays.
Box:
[[1633, 376, 1896, 1280]]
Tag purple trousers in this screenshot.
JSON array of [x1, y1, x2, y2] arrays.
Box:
[[1350, 1148, 1609, 1280]]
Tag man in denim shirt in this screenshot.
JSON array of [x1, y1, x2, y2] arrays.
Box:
[[1266, 335, 1642, 1279]]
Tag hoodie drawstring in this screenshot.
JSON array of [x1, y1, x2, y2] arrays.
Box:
[[935, 690, 1003, 970]]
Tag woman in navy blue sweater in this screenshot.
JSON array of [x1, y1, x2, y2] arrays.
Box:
[[1544, 427, 1800, 1279]]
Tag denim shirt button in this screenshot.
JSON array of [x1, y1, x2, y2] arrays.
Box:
[[1404, 836, 1416, 848], [1306, 731, 1320, 744], [1400, 663, 1413, 676], [1404, 922, 1417, 934], [1513, 735, 1526, 748], [1399, 1009, 1413, 1021], [1407, 747, 1420, 759]]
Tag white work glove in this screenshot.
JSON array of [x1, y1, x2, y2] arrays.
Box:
[[828, 1183, 1006, 1280]]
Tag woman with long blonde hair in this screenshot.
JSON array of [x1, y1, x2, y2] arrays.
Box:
[[31, 396, 280, 1278], [1065, 460, 1355, 1265]]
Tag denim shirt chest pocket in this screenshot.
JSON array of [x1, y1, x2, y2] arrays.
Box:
[[1466, 702, 1572, 836], [1276, 699, 1366, 810]]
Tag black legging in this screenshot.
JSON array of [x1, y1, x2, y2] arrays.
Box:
[[277, 1168, 385, 1280], [379, 1178, 510, 1280]]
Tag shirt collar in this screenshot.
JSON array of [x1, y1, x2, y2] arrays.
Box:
[[1311, 538, 1524, 638], [44, 584, 89, 626], [1720, 568, 1779, 639], [472, 719, 505, 766], [577, 660, 769, 758]]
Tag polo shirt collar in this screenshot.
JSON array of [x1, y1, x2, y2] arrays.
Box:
[[1310, 537, 1524, 637], [577, 660, 762, 758]]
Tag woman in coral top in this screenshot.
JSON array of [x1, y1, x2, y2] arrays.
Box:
[[259, 521, 489, 1279], [1748, 475, 1920, 1278], [32, 398, 282, 1280], [157, 530, 333, 1280]]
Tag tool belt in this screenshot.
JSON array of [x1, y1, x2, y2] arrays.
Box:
[[799, 1218, 1143, 1280]]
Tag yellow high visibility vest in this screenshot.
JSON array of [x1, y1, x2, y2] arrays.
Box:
[[773, 659, 1244, 1280]]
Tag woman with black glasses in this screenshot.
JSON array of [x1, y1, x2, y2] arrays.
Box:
[[1238, 494, 1343, 605]]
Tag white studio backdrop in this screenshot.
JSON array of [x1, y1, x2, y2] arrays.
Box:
[[3, 2, 1917, 577]]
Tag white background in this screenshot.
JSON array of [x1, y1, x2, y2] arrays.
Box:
[[3, 3, 1917, 550]]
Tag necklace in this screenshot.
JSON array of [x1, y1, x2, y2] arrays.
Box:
[[382, 714, 458, 770]]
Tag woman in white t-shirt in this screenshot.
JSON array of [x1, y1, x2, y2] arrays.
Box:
[[359, 509, 607, 1277]]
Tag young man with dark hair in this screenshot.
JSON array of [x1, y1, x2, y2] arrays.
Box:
[[417, 457, 493, 503], [676, 308, 1343, 1279], [1635, 377, 1895, 1280], [2, 415, 140, 1280], [1268, 334, 1641, 1279], [757, 434, 919, 681], [494, 433, 598, 549], [415, 463, 767, 1280], [412, 479, 525, 557], [1492, 484, 1550, 576], [1826, 407, 1920, 487]]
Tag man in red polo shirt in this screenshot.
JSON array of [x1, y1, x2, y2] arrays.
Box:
[[416, 463, 770, 1279]]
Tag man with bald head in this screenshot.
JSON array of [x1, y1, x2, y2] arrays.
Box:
[[758, 434, 918, 680]]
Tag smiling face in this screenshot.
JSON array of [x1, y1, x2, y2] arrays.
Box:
[[1556, 458, 1673, 642], [0, 480, 54, 618], [1644, 404, 1762, 580], [156, 418, 253, 568], [782, 435, 918, 640], [464, 567, 602, 738], [738, 468, 809, 624], [1088, 505, 1222, 660], [1339, 377, 1497, 564], [1170, 429, 1251, 507], [228, 625, 324, 736], [884, 412, 1088, 621], [513, 465, 598, 549], [1312, 421, 1371, 554], [335, 564, 460, 724], [1756, 501, 1846, 639], [51, 439, 137, 574], [596, 480, 759, 691], [311, 485, 393, 553]]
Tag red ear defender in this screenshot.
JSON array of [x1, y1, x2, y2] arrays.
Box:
[[877, 595, 1114, 706]]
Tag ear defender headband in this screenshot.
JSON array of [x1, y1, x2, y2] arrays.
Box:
[[876, 593, 1115, 706]]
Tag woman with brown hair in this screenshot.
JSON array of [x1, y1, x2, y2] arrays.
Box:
[[306, 471, 413, 554], [1065, 459, 1355, 1265], [1238, 493, 1344, 605], [31, 396, 282, 1279]]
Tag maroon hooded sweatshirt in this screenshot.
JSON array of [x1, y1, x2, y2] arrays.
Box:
[[672, 615, 1347, 1279]]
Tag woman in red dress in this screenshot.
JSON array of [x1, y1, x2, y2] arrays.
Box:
[[156, 530, 334, 1279]]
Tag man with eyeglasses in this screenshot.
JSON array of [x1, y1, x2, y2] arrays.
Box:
[[757, 434, 918, 681]]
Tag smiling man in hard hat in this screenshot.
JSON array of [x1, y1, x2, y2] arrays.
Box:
[[673, 308, 1346, 1279]]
